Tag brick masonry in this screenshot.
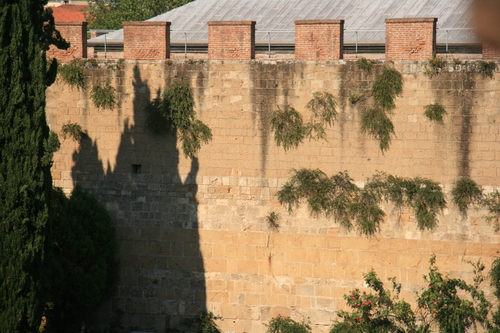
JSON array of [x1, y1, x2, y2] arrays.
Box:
[[208, 21, 256, 60], [295, 20, 344, 61], [124, 21, 171, 60], [46, 59, 500, 332], [386, 18, 437, 61], [47, 21, 87, 62], [482, 43, 500, 60]]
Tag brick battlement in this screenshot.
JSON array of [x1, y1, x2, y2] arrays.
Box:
[[49, 18, 490, 62]]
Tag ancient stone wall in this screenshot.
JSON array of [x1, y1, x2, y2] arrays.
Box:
[[46, 59, 500, 333]]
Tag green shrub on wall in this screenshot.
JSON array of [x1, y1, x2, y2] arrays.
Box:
[[424, 103, 447, 124], [90, 82, 116, 110], [361, 66, 403, 152], [146, 80, 212, 157], [270, 91, 337, 151], [60, 122, 85, 141], [277, 169, 446, 235], [451, 178, 483, 215]]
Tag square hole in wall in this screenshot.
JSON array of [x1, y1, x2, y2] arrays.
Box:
[[131, 164, 142, 174]]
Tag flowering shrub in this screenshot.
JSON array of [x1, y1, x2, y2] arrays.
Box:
[[331, 256, 493, 333]]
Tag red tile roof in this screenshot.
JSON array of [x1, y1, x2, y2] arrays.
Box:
[[50, 5, 88, 22]]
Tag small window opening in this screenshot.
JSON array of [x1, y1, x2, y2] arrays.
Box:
[[132, 164, 142, 174]]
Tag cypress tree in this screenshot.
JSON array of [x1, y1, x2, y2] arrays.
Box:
[[0, 1, 65, 331]]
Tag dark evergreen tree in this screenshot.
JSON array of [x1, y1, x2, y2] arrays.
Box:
[[0, 1, 66, 331]]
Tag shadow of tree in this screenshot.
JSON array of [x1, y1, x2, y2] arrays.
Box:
[[71, 65, 206, 332]]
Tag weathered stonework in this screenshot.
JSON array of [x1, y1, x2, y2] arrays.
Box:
[[46, 59, 500, 333]]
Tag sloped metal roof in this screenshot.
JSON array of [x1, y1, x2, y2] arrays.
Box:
[[89, 0, 478, 46]]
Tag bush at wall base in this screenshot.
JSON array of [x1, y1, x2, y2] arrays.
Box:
[[43, 186, 119, 333], [329, 256, 492, 333]]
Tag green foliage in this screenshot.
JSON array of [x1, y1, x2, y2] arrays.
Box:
[[306, 91, 338, 132], [371, 172, 446, 230], [44, 186, 119, 333], [361, 107, 394, 152], [418, 256, 491, 333], [332, 257, 492, 333], [277, 169, 385, 235], [41, 131, 61, 167], [356, 58, 376, 73], [348, 91, 363, 105], [424, 56, 448, 77], [482, 190, 500, 231], [278, 170, 445, 235], [146, 81, 212, 157], [266, 211, 280, 231], [372, 67, 403, 110], [86, 0, 194, 29], [270, 92, 337, 151], [266, 315, 311, 333], [61, 122, 84, 141], [45, 58, 59, 87], [58, 58, 86, 89], [167, 311, 222, 333], [362, 67, 402, 152], [475, 60, 497, 78], [424, 103, 447, 124], [270, 106, 309, 151], [0, 1, 67, 329], [330, 271, 419, 333], [490, 258, 500, 329], [90, 82, 116, 109], [451, 178, 483, 215]]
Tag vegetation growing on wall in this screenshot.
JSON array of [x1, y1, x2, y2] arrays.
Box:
[[266, 315, 311, 333], [475, 60, 497, 78], [452, 178, 483, 215], [90, 82, 116, 110], [424, 57, 497, 78], [277, 169, 445, 235], [330, 256, 492, 333], [146, 80, 212, 157], [266, 211, 280, 231], [361, 67, 403, 152], [356, 57, 376, 73], [361, 107, 395, 152], [270, 91, 337, 151], [482, 190, 500, 231], [424, 103, 447, 124], [61, 122, 85, 141], [58, 58, 99, 89], [424, 56, 448, 77]]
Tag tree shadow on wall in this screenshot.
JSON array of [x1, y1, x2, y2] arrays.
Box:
[[71, 65, 206, 332]]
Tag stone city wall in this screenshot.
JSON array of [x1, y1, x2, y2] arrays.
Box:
[[46, 58, 500, 332]]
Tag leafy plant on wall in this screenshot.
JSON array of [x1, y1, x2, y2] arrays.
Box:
[[361, 67, 403, 152], [146, 80, 212, 157], [277, 169, 445, 236], [270, 91, 337, 151]]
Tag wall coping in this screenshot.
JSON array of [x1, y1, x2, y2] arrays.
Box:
[[53, 21, 87, 26], [208, 21, 256, 26], [385, 17, 437, 23], [123, 21, 171, 27], [295, 19, 344, 25]]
